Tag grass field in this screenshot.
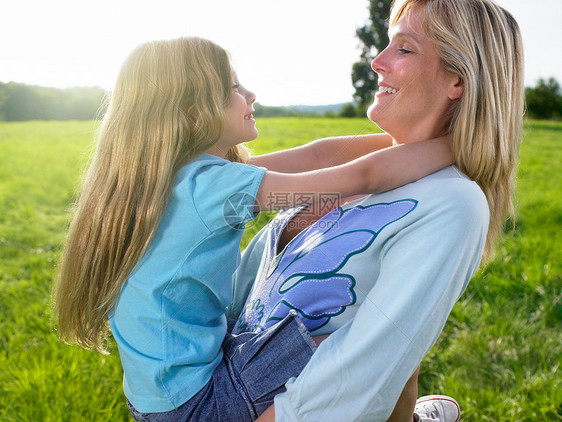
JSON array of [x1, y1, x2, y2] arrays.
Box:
[[0, 118, 560, 421]]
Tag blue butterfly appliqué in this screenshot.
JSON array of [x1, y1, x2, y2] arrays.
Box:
[[234, 200, 417, 334]]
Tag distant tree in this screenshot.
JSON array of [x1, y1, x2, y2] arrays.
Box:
[[62, 87, 107, 120], [1, 83, 52, 121], [0, 82, 106, 121], [338, 103, 357, 118], [525, 77, 562, 119], [254, 103, 305, 117], [0, 82, 6, 120], [352, 0, 392, 110]]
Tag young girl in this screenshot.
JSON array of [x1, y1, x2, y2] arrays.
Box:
[[52, 37, 452, 421]]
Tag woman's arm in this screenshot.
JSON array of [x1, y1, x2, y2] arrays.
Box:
[[250, 133, 393, 173], [255, 136, 451, 211]]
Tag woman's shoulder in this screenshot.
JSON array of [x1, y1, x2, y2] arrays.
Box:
[[422, 165, 474, 184], [351, 166, 488, 225], [415, 166, 489, 223], [418, 165, 484, 196]]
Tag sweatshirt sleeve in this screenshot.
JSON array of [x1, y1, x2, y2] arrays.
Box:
[[191, 160, 266, 231], [274, 181, 489, 421], [226, 225, 270, 331]]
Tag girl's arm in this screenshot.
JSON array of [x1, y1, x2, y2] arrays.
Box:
[[250, 133, 393, 173], [255, 136, 452, 211]]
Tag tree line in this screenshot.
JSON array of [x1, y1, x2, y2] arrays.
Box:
[[0, 82, 106, 121], [0, 0, 560, 122], [2, 77, 559, 121]]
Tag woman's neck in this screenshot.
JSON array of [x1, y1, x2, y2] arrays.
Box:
[[388, 121, 448, 145]]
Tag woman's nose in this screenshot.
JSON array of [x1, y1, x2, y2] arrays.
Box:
[[371, 52, 386, 74]]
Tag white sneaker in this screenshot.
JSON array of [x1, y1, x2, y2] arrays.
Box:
[[413, 395, 461, 422]]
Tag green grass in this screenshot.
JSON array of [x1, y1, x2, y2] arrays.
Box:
[[0, 119, 560, 421], [419, 120, 562, 421]]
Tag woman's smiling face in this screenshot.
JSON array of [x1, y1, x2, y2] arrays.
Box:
[[367, 6, 463, 143]]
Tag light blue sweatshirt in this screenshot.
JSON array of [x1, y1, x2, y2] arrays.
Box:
[[230, 166, 488, 421]]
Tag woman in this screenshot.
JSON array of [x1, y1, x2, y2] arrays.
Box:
[[232, 0, 524, 420]]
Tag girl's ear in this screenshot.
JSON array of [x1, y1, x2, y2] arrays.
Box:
[[448, 77, 464, 100]]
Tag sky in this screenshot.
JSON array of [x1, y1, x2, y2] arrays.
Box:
[[2, 0, 561, 106]]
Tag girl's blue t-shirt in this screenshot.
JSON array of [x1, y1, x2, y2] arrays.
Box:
[[108, 153, 266, 413]]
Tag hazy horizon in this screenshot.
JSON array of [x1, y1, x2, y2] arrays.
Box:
[[2, 0, 561, 106]]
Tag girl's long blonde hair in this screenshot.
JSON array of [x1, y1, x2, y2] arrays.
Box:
[[52, 37, 249, 353], [391, 0, 525, 260]]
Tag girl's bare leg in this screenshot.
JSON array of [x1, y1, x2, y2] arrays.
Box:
[[311, 334, 330, 346], [386, 366, 420, 422]]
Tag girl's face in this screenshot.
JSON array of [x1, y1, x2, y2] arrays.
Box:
[[211, 76, 258, 157], [367, 7, 463, 143]]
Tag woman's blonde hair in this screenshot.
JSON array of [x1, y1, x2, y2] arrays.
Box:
[[391, 0, 525, 260], [52, 37, 249, 353]]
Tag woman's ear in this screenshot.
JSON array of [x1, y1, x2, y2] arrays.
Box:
[[448, 77, 464, 100]]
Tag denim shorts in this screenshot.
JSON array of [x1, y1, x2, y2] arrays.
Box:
[[127, 311, 316, 422]]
